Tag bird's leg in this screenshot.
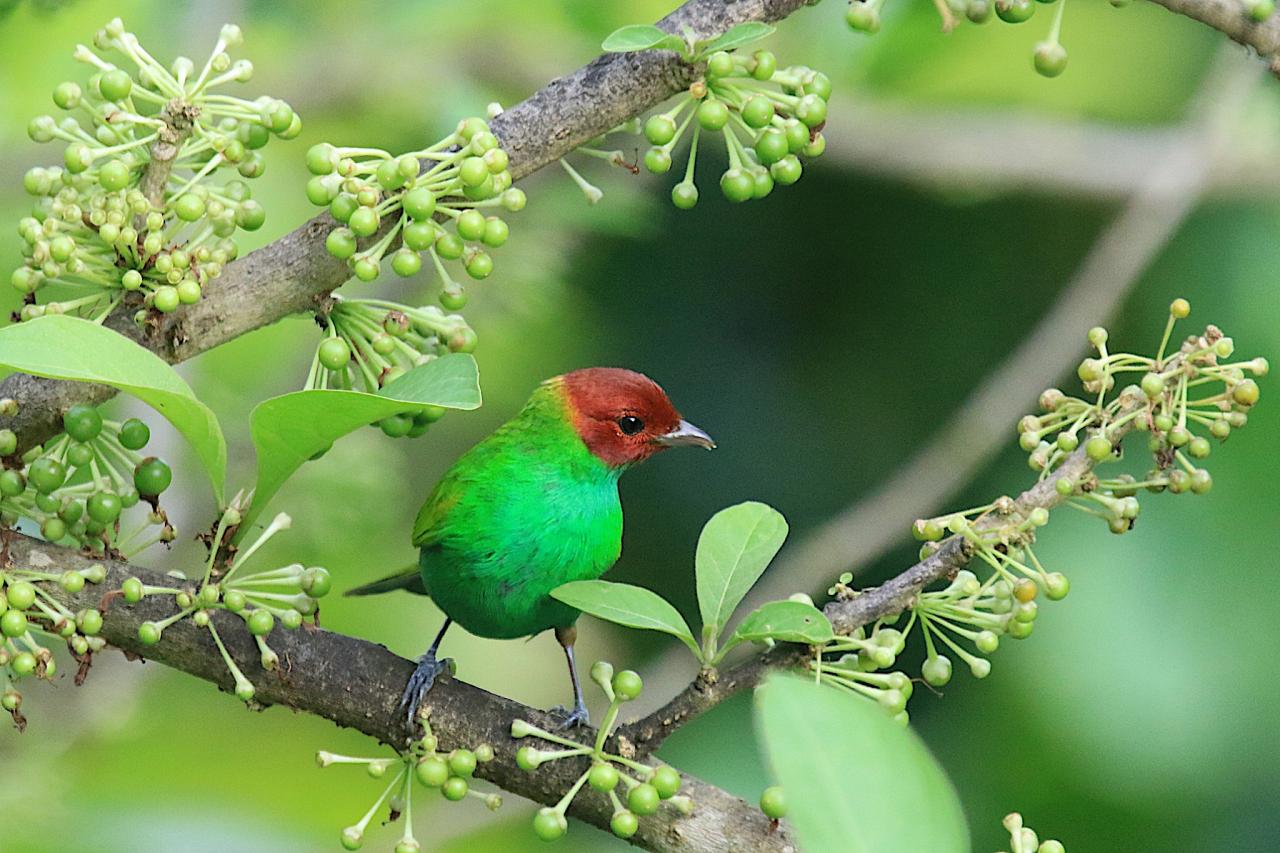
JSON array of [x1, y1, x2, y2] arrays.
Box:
[[552, 625, 589, 729], [399, 618, 452, 734]]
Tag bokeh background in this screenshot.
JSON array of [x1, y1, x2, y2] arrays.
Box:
[[2, 1, 1278, 851]]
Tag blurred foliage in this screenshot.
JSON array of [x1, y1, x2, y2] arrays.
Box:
[[1, 1, 1276, 852]]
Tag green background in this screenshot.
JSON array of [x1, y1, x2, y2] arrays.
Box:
[[1, 1, 1276, 851]]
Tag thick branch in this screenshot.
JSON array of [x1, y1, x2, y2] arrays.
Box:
[[12, 531, 791, 853], [0, 0, 812, 453]]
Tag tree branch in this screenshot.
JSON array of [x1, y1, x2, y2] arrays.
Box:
[[1147, 0, 1280, 73], [0, 0, 813, 453], [11, 531, 791, 853]]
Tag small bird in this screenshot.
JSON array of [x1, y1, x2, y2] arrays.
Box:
[[347, 367, 714, 730]]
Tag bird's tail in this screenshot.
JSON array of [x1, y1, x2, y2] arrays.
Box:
[[344, 565, 427, 597]]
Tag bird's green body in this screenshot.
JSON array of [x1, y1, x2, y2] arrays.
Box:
[[412, 379, 623, 639], [347, 367, 714, 729]]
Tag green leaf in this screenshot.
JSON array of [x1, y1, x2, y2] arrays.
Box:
[[699, 22, 776, 55], [552, 579, 701, 660], [757, 675, 970, 853], [695, 501, 788, 639], [243, 354, 480, 532], [601, 24, 685, 54], [0, 315, 226, 503], [719, 600, 833, 661]]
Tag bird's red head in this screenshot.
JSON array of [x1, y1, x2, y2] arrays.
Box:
[[560, 367, 715, 468]]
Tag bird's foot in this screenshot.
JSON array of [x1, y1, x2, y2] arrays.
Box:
[[399, 652, 452, 735], [550, 699, 590, 730]]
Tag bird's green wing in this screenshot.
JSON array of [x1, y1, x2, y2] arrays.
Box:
[[411, 470, 465, 548]]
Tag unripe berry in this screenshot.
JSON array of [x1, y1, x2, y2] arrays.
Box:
[[1033, 42, 1068, 78], [760, 785, 787, 819], [922, 654, 953, 686], [628, 782, 661, 816], [612, 669, 643, 700], [589, 762, 620, 791], [611, 810, 639, 839], [532, 808, 567, 841]]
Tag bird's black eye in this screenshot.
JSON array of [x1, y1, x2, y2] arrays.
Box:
[[617, 415, 644, 436]]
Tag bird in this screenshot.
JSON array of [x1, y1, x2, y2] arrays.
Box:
[[346, 367, 715, 731]]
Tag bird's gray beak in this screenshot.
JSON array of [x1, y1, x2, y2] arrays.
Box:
[[655, 419, 716, 450]]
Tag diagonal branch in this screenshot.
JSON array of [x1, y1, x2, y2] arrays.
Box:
[[11, 530, 791, 853], [0, 0, 813, 454]]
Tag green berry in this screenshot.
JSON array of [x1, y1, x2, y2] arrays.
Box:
[[759, 785, 787, 819], [436, 232, 465, 260], [87, 491, 122, 524], [99, 160, 131, 192], [326, 228, 357, 260], [516, 746, 542, 771], [720, 168, 754, 203], [1084, 436, 1112, 461], [153, 285, 181, 313], [391, 248, 422, 277], [0, 470, 24, 497], [348, 206, 380, 238], [610, 810, 639, 839], [755, 128, 789, 165], [742, 95, 775, 129], [76, 608, 104, 636], [456, 209, 486, 242], [482, 217, 509, 247], [440, 773, 465, 799], [644, 147, 672, 174], [612, 669, 643, 700], [671, 182, 699, 210], [996, 0, 1036, 21], [922, 654, 953, 686], [448, 748, 477, 777], [752, 50, 777, 80], [532, 808, 567, 841], [318, 337, 351, 370], [133, 457, 172, 496], [1033, 42, 1068, 77], [330, 194, 358, 223], [28, 456, 66, 494], [403, 221, 437, 251], [697, 99, 730, 131], [99, 69, 133, 101], [588, 762, 619, 792], [305, 143, 335, 175], [770, 155, 803, 185], [846, 2, 881, 32], [63, 404, 103, 442], [644, 115, 676, 146], [340, 827, 363, 850], [651, 765, 681, 799], [7, 581, 36, 610], [1190, 468, 1213, 494], [119, 418, 150, 450], [415, 756, 449, 787], [706, 50, 734, 78], [247, 609, 275, 636], [795, 94, 827, 128], [628, 783, 660, 816], [1233, 379, 1260, 406], [1, 609, 28, 638], [465, 250, 493, 280], [52, 81, 82, 109], [138, 621, 161, 644], [174, 193, 206, 222], [42, 516, 67, 541]]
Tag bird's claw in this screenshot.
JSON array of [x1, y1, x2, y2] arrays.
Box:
[[550, 700, 590, 730], [399, 652, 452, 735]]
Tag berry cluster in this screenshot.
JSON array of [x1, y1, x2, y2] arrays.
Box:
[[308, 115, 523, 300], [12, 19, 292, 321], [0, 400, 175, 557], [317, 712, 500, 852], [512, 662, 691, 842], [846, 0, 1081, 79], [306, 297, 475, 438], [1, 563, 108, 731], [997, 813, 1065, 853], [637, 47, 830, 208], [809, 300, 1264, 720], [122, 504, 330, 703]]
